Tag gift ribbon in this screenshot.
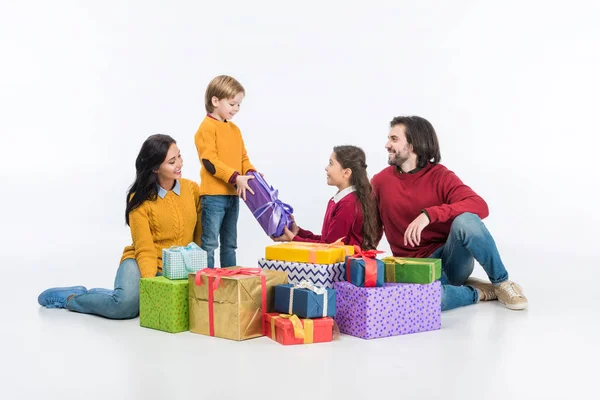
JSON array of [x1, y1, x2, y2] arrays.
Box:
[[168, 242, 203, 272], [287, 237, 351, 264], [249, 172, 294, 236], [289, 281, 328, 317], [270, 314, 314, 344], [381, 256, 437, 282], [346, 246, 384, 287], [196, 267, 266, 337]]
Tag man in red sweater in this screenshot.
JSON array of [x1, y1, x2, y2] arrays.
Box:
[[372, 116, 527, 311]]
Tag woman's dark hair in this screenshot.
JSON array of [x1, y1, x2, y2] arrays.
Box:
[[390, 116, 441, 168], [333, 145, 379, 250], [125, 134, 176, 225]]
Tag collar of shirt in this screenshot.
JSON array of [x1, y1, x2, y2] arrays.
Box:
[[333, 185, 356, 204], [395, 165, 423, 174], [207, 113, 227, 123], [157, 180, 181, 199]]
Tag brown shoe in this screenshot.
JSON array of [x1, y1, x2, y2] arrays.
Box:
[[495, 281, 528, 310], [466, 277, 497, 302]]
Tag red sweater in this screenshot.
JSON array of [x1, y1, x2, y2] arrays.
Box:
[[371, 163, 489, 258], [293, 188, 364, 248]]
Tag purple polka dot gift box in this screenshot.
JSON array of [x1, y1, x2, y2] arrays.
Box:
[[333, 281, 441, 339]]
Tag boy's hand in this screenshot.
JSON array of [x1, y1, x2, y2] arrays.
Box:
[[235, 175, 255, 201]]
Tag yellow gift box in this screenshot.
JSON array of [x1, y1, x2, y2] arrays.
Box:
[[188, 267, 288, 341], [265, 241, 354, 264]]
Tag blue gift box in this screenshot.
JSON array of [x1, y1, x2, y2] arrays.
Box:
[[344, 255, 385, 287], [274, 283, 336, 318]]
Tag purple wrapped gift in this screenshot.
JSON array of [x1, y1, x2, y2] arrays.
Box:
[[244, 172, 294, 237], [334, 281, 441, 339]]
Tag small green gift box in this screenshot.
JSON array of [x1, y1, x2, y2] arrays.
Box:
[[140, 276, 189, 333], [382, 257, 442, 284]]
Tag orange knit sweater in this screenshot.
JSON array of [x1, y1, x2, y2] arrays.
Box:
[[194, 116, 255, 196], [120, 179, 202, 278]]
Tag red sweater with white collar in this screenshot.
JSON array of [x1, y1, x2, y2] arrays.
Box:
[[371, 163, 489, 258], [292, 189, 364, 248]]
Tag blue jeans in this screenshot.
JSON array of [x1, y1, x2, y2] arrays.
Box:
[[66, 258, 153, 319], [200, 195, 239, 268], [429, 213, 509, 312]]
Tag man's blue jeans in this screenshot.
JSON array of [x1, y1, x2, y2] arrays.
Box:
[[429, 213, 509, 311]]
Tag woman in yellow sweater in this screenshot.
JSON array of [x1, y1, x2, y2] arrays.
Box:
[[37, 134, 202, 319]]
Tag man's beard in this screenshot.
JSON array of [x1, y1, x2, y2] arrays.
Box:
[[388, 151, 409, 166]]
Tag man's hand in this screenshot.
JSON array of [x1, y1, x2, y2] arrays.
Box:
[[235, 175, 255, 201], [404, 212, 430, 247], [271, 226, 296, 242]]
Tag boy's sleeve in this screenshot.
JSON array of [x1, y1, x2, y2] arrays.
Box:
[[240, 136, 256, 174], [128, 204, 158, 278], [195, 126, 237, 183]]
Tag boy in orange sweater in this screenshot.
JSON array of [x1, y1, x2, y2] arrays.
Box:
[[195, 75, 258, 268]]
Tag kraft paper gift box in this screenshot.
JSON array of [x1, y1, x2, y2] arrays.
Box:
[[265, 242, 354, 265], [344, 250, 385, 287], [162, 242, 208, 280], [258, 258, 344, 289], [139, 276, 189, 333], [334, 281, 442, 340], [382, 257, 442, 284], [264, 313, 334, 345], [273, 282, 336, 319], [188, 267, 288, 341], [244, 172, 294, 237]]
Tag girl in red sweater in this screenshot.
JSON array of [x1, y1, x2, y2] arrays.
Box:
[[272, 145, 378, 250]]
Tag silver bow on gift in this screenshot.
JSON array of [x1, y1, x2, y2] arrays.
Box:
[[289, 280, 329, 317]]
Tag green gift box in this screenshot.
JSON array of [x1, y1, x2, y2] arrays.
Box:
[[140, 276, 189, 333], [382, 257, 442, 284]]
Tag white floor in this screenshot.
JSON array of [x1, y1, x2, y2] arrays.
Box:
[[3, 257, 599, 400]]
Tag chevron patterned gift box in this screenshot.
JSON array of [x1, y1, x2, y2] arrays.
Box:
[[258, 258, 344, 289]]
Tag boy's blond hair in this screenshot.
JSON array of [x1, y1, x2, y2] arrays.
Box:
[[205, 75, 245, 113]]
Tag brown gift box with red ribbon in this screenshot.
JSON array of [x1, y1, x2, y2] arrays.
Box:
[[188, 267, 288, 341]]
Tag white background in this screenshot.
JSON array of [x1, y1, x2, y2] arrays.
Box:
[[1, 1, 599, 399]]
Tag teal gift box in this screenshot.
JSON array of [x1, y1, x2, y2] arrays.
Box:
[[162, 242, 207, 280]]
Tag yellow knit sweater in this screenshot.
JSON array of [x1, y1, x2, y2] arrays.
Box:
[[120, 178, 202, 278], [194, 116, 255, 196]]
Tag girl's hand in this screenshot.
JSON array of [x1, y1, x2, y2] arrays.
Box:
[[271, 226, 296, 242], [289, 215, 299, 235]]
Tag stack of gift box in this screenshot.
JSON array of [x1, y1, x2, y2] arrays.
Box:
[[139, 242, 208, 333], [138, 239, 443, 344], [262, 242, 443, 341]]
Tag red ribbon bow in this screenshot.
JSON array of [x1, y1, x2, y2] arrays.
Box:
[[346, 246, 384, 287], [196, 267, 266, 337]]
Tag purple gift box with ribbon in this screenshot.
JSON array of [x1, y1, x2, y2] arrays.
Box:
[[244, 172, 294, 237], [334, 281, 442, 339]]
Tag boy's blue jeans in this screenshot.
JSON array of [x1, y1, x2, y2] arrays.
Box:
[[200, 195, 239, 268], [428, 213, 509, 311]]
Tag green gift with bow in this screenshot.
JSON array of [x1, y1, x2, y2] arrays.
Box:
[[382, 257, 442, 284]]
